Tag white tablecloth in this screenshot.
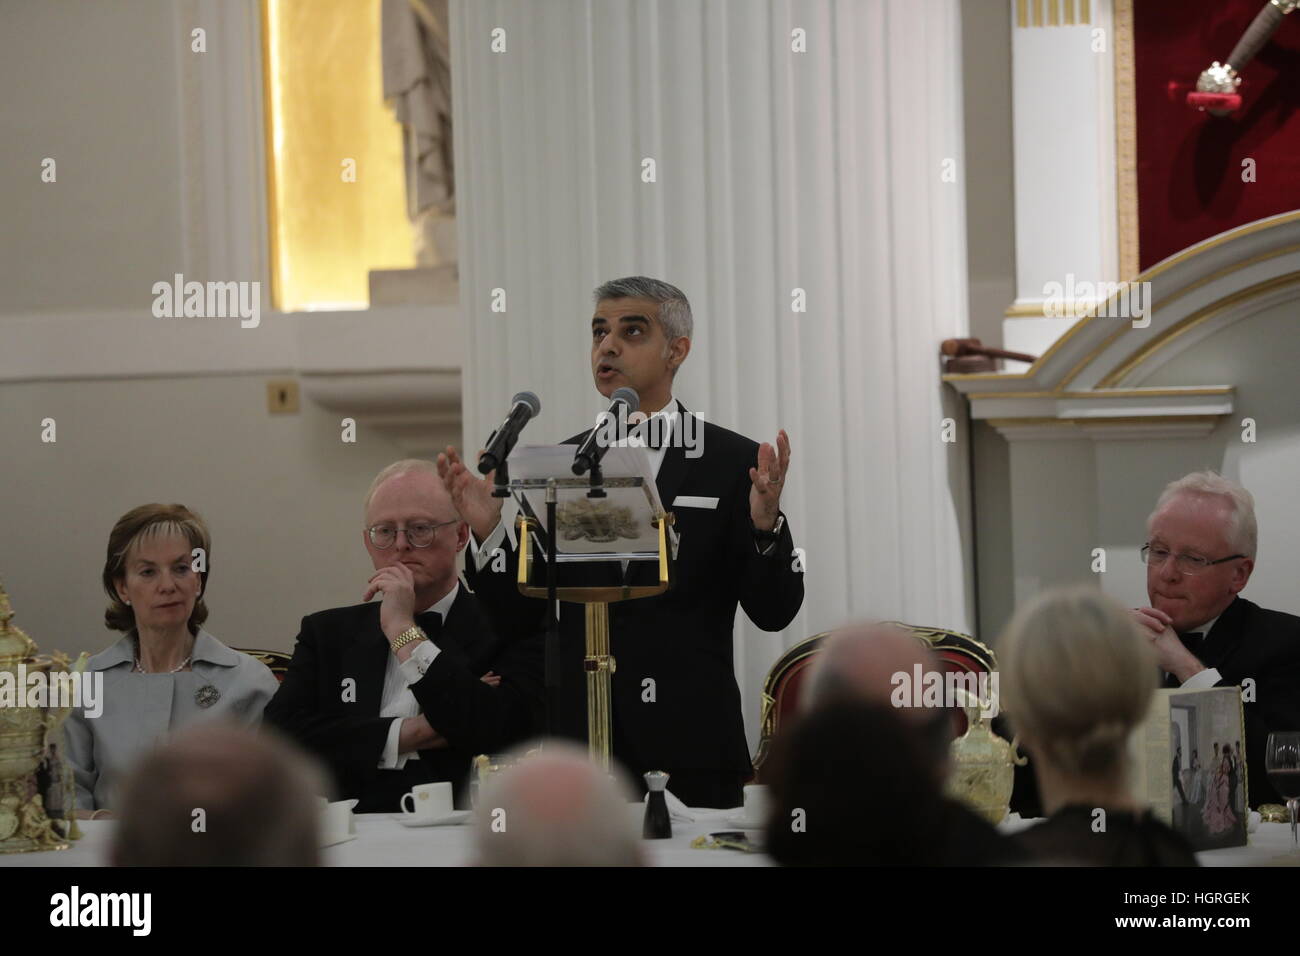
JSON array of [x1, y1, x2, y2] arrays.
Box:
[[4, 812, 1296, 866], [997, 813, 1300, 866], [0, 806, 772, 867]]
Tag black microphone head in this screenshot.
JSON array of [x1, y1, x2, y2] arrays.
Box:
[[611, 386, 639, 411], [512, 390, 541, 418]]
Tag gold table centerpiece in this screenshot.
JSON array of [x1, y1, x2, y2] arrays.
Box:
[[0, 581, 82, 853]]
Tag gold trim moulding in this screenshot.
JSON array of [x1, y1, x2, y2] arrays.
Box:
[[1114, 0, 1139, 281], [1096, 271, 1300, 387], [968, 386, 1234, 401], [952, 216, 1300, 385], [1017, 0, 1089, 27], [985, 415, 1224, 429]]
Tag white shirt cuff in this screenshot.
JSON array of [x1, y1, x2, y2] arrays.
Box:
[[378, 716, 422, 770], [1180, 667, 1222, 690], [379, 717, 405, 769], [399, 639, 440, 683], [470, 519, 509, 571]]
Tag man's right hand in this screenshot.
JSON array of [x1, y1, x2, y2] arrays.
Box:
[[436, 446, 503, 543]]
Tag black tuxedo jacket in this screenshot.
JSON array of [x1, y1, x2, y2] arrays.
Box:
[[1163, 595, 1300, 807], [465, 402, 804, 806], [264, 585, 543, 812]]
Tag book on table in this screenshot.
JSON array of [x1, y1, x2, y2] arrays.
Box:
[[1131, 685, 1248, 851]]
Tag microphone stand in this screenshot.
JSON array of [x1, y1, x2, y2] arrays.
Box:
[[544, 480, 559, 738]]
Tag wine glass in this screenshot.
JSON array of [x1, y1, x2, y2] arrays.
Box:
[[1265, 732, 1300, 850]]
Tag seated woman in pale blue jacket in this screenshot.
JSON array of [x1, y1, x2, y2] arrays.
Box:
[[63, 503, 279, 817]]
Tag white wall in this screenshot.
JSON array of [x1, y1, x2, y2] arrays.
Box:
[[0, 373, 452, 660], [1, 0, 186, 312], [0, 0, 457, 660]]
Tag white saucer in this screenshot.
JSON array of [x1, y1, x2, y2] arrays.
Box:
[[723, 814, 766, 830], [392, 810, 473, 827], [321, 832, 358, 847]]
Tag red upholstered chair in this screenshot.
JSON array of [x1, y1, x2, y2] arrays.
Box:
[[750, 624, 998, 781], [234, 648, 293, 682]]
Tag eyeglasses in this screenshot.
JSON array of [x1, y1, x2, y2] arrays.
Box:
[[366, 520, 458, 549], [1140, 544, 1246, 576]]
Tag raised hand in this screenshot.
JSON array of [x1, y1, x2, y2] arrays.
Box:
[[749, 429, 790, 531], [436, 446, 504, 542]]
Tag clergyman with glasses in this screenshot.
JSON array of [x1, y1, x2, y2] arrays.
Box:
[[265, 460, 543, 812], [1129, 470, 1300, 806]]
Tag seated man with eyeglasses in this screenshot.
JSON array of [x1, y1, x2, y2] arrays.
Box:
[[266, 460, 543, 812], [1130, 470, 1300, 807]]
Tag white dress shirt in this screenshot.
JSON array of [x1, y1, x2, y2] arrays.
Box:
[[377, 582, 459, 769], [1175, 613, 1222, 690]]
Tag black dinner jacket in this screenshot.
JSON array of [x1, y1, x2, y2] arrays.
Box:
[[1162, 595, 1300, 807], [464, 402, 805, 797], [264, 583, 543, 812]]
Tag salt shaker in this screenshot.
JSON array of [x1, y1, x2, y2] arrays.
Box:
[[643, 770, 672, 839]]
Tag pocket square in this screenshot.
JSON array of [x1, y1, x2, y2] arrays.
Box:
[[672, 495, 719, 510]]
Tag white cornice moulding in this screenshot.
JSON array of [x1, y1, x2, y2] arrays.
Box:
[[946, 212, 1300, 440], [2, 304, 464, 453], [988, 418, 1224, 442]]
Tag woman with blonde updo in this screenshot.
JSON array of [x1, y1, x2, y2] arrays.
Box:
[[1000, 586, 1198, 866]]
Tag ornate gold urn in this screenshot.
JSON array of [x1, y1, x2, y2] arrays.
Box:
[[945, 688, 1025, 825], [0, 581, 82, 853]]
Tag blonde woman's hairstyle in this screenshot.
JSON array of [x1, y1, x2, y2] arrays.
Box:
[[103, 504, 211, 633], [1148, 470, 1257, 559], [999, 586, 1156, 779]]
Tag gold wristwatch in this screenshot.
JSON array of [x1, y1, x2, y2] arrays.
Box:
[[390, 624, 427, 653]]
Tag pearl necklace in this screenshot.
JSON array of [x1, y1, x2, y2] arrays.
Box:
[[133, 636, 194, 673]]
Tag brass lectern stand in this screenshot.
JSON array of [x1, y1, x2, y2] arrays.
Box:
[[509, 470, 675, 770]]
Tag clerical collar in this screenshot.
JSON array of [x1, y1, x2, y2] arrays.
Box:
[[1185, 613, 1220, 637]]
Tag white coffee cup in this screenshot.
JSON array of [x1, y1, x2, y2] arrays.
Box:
[[400, 781, 454, 821], [741, 784, 771, 825], [319, 798, 358, 846]]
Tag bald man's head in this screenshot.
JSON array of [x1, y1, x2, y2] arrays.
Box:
[[801, 623, 954, 776], [474, 743, 643, 866], [111, 723, 326, 867], [803, 623, 936, 713]]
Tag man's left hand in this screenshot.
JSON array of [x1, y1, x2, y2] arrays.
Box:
[[749, 429, 790, 532], [1136, 606, 1204, 683]]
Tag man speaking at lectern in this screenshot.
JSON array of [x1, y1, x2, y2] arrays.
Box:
[[439, 276, 804, 808]]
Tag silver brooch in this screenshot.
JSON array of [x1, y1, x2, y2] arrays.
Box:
[[195, 685, 220, 708]]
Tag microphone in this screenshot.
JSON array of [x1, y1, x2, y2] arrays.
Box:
[[477, 391, 542, 474], [572, 387, 639, 475]]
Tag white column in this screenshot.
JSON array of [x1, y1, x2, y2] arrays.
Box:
[[452, 0, 973, 750], [1005, 0, 1121, 365]]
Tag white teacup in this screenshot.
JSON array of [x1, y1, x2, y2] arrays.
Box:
[[740, 784, 771, 825], [319, 798, 358, 846], [400, 781, 454, 821]]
